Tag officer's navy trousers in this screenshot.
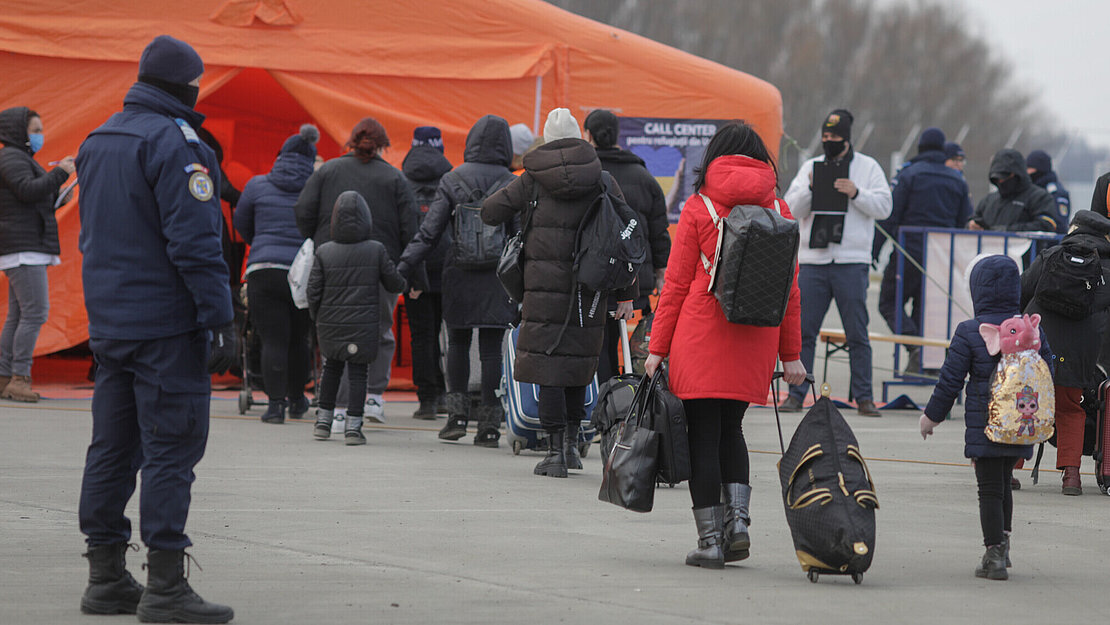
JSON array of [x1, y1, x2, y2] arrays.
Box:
[[79, 330, 210, 550]]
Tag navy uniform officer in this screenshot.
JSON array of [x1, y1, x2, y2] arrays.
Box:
[[75, 36, 235, 624]]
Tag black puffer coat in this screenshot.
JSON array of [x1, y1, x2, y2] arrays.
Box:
[[402, 146, 452, 293], [307, 191, 407, 364], [596, 147, 670, 310], [1021, 210, 1110, 388], [972, 149, 1057, 232], [399, 115, 517, 329], [483, 138, 635, 387], [0, 107, 69, 256]]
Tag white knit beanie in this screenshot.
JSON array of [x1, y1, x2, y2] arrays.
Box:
[[543, 108, 581, 143], [509, 123, 535, 156]]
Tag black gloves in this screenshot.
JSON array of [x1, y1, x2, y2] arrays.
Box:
[[207, 323, 237, 374]]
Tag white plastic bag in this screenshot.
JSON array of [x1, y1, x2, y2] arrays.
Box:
[[287, 238, 315, 309]]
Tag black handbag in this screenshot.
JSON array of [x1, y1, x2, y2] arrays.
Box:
[[496, 185, 538, 303], [598, 378, 660, 513], [644, 366, 691, 486]]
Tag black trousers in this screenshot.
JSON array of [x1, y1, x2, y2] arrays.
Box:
[[246, 269, 312, 402], [538, 385, 587, 433], [879, 248, 924, 336], [446, 327, 502, 405], [684, 398, 750, 508], [974, 456, 1018, 547], [404, 292, 445, 402], [318, 359, 367, 417]]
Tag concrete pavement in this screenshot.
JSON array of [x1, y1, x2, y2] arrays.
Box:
[[1, 391, 1107, 625]]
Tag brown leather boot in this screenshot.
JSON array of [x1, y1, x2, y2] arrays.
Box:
[[1061, 466, 1082, 496], [1, 375, 39, 402], [0, 375, 10, 394]]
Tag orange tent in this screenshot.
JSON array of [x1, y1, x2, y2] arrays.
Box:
[[0, 0, 781, 356]]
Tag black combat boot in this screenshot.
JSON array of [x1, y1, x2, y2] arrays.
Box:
[[974, 544, 1008, 580], [534, 430, 568, 478], [685, 505, 725, 569], [80, 542, 145, 614], [473, 404, 503, 448], [136, 549, 234, 623], [721, 484, 752, 562], [260, 399, 286, 424], [564, 421, 583, 470], [438, 392, 470, 441]]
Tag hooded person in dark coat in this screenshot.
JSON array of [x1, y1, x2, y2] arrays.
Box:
[[397, 115, 517, 446], [0, 106, 75, 402], [483, 107, 637, 477], [401, 127, 452, 419], [970, 149, 1057, 233], [919, 254, 1053, 580], [584, 109, 670, 381], [1020, 210, 1110, 495], [308, 191, 407, 445], [1025, 149, 1071, 234], [234, 124, 319, 424]]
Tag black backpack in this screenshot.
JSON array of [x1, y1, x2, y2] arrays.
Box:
[[1033, 242, 1105, 319], [573, 172, 648, 293], [449, 171, 516, 270], [699, 194, 799, 326]]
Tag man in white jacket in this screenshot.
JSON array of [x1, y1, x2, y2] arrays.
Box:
[[781, 109, 892, 416]]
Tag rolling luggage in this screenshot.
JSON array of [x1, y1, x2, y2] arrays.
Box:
[[774, 375, 878, 583], [1097, 380, 1110, 495], [593, 318, 641, 466], [501, 325, 598, 456]]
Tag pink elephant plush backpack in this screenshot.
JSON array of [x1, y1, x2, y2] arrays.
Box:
[[979, 313, 1055, 445]]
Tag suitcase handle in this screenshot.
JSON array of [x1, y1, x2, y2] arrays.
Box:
[[618, 318, 633, 374]]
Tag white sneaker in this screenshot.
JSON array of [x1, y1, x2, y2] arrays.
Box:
[[364, 395, 386, 424], [331, 408, 347, 434]]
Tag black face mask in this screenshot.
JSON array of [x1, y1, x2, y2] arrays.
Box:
[[138, 75, 200, 109], [822, 139, 847, 161], [994, 175, 1022, 197]]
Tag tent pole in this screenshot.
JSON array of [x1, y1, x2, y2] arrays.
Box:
[[533, 76, 543, 135]]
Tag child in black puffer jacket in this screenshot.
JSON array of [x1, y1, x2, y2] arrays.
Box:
[[307, 191, 406, 445], [918, 254, 1053, 581]]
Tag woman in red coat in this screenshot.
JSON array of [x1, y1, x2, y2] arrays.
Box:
[[645, 121, 806, 569]]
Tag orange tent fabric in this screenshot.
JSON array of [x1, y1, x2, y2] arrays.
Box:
[[0, 0, 782, 355]]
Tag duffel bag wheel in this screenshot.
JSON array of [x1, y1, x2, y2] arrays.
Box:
[[512, 440, 523, 455], [579, 442, 590, 458], [238, 389, 251, 415], [852, 573, 863, 585], [807, 570, 819, 583]]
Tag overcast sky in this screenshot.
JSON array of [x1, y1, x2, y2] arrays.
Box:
[[938, 0, 1110, 149]]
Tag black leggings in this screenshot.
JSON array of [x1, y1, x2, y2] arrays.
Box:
[[538, 385, 587, 433], [974, 456, 1018, 547], [246, 269, 312, 402], [684, 398, 750, 508], [446, 327, 503, 405], [317, 359, 367, 417]]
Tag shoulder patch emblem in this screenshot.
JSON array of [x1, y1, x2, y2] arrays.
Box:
[[189, 171, 215, 201], [174, 118, 200, 144]]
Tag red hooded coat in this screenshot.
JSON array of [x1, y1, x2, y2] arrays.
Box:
[[649, 155, 802, 403]]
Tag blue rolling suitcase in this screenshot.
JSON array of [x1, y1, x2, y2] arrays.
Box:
[[500, 325, 598, 456]]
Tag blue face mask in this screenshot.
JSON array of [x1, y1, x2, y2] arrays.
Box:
[[28, 133, 44, 154]]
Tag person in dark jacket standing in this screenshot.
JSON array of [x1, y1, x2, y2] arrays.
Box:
[[0, 106, 75, 402], [583, 109, 670, 381], [483, 108, 637, 476], [398, 115, 518, 447], [401, 126, 452, 419], [234, 124, 319, 424], [75, 35, 235, 623], [919, 254, 1052, 581], [1020, 210, 1110, 495], [969, 149, 1057, 233], [295, 117, 421, 424], [1026, 149, 1071, 234], [308, 191, 407, 445], [877, 127, 972, 369]]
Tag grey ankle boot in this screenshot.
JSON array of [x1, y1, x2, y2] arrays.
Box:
[[974, 544, 1008, 580], [314, 408, 334, 440], [345, 414, 366, 446], [685, 505, 725, 569], [721, 483, 752, 562]]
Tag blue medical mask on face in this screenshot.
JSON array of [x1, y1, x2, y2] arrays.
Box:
[[28, 133, 44, 154]]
